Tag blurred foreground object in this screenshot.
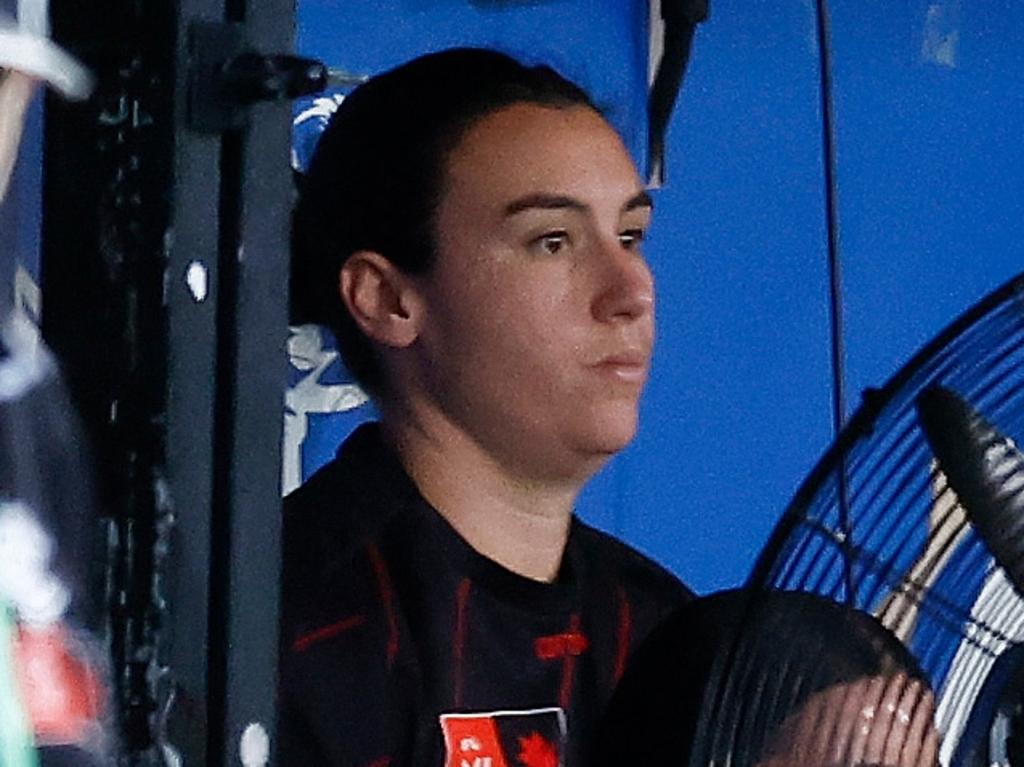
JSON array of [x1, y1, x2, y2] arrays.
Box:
[[0, 70, 38, 204], [0, 317, 112, 765], [0, 0, 91, 203], [598, 589, 938, 767], [0, 0, 92, 100], [0, 0, 90, 200], [0, 13, 108, 759]]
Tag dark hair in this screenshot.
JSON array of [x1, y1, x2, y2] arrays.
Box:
[[595, 589, 929, 767], [291, 47, 599, 395]]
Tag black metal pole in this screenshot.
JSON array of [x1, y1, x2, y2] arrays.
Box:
[[43, 0, 292, 761]]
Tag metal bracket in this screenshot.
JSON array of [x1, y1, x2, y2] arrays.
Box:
[[187, 21, 328, 132]]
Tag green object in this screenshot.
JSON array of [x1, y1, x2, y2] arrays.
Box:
[[0, 606, 38, 767]]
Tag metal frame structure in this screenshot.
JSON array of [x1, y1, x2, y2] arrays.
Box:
[[41, 0, 292, 762]]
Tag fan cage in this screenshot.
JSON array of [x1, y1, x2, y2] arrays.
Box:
[[725, 271, 1024, 767]]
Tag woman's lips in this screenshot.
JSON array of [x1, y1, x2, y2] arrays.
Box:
[[592, 352, 649, 384]]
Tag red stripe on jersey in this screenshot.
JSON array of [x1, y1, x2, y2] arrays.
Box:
[[292, 614, 367, 653], [367, 543, 400, 667], [559, 614, 585, 709], [534, 626, 589, 660], [613, 587, 633, 682], [453, 578, 472, 708], [363, 758, 390, 767]]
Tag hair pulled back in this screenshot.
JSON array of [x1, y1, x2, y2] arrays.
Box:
[[291, 47, 599, 394]]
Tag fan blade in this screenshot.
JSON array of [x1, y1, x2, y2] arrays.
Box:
[[916, 385, 1024, 598], [876, 461, 969, 643]]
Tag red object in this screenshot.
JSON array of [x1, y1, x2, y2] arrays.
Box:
[[533, 631, 589, 661], [292, 614, 367, 652], [534, 616, 590, 709], [14, 624, 104, 746], [613, 587, 633, 682], [367, 543, 400, 667], [517, 732, 558, 767], [441, 715, 511, 767], [452, 578, 473, 707]]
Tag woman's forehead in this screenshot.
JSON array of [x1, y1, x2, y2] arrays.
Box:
[[439, 103, 643, 216]]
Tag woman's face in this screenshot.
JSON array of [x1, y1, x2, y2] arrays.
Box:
[[405, 102, 654, 483], [757, 673, 939, 767]]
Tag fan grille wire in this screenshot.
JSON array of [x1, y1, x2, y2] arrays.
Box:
[[709, 273, 1024, 767]]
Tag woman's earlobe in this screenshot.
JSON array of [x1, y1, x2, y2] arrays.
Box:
[[339, 251, 422, 348]]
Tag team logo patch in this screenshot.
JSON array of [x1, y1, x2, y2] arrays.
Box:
[[440, 707, 566, 767]]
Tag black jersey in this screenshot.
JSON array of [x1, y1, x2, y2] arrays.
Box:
[[278, 423, 693, 767]]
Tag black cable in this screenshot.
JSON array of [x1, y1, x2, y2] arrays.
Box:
[[813, 0, 855, 603]]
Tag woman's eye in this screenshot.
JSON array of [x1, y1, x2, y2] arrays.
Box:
[[535, 232, 569, 255], [619, 228, 646, 250]]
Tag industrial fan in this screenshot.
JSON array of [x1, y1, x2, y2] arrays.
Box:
[[596, 272, 1024, 767]]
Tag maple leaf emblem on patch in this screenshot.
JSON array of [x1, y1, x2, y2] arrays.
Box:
[[517, 731, 558, 767]]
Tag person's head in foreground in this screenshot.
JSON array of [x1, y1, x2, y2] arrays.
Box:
[[292, 47, 654, 493], [596, 589, 939, 767]]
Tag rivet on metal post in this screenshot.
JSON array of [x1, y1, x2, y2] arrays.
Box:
[[185, 261, 208, 302], [239, 722, 270, 766]]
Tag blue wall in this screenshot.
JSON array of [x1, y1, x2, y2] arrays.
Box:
[[296, 0, 650, 161], [829, 0, 1024, 406], [290, 0, 1024, 594]]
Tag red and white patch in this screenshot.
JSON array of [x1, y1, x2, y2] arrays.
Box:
[[440, 708, 566, 767], [14, 623, 104, 746]]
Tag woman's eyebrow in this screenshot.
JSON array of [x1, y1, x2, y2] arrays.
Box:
[[624, 190, 654, 213], [503, 193, 587, 217], [503, 189, 653, 218]]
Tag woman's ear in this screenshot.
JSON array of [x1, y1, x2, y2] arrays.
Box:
[[339, 251, 423, 349]]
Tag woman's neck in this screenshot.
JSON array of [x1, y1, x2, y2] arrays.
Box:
[[383, 413, 582, 583]]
